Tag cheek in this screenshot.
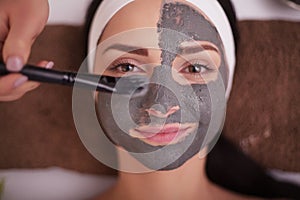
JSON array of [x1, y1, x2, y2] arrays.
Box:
[[191, 84, 212, 124], [209, 51, 221, 68], [95, 67, 224, 137], [218, 53, 229, 89]]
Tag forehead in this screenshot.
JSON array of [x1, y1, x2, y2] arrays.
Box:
[[99, 0, 214, 43]]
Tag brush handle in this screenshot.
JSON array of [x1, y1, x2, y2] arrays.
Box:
[[0, 61, 148, 95], [0, 61, 76, 85], [0, 61, 117, 92]]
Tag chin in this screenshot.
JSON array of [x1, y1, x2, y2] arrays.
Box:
[[155, 143, 202, 171]]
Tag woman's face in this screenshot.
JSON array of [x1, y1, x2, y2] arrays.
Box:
[[94, 0, 227, 171]]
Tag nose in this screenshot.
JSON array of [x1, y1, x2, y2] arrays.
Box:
[[146, 105, 180, 118]]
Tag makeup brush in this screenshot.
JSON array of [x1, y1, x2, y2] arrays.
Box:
[[0, 61, 148, 96]]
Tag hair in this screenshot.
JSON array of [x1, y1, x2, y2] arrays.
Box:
[[84, 0, 240, 56]]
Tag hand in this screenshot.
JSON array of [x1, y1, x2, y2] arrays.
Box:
[[0, 0, 49, 101], [0, 61, 53, 101]]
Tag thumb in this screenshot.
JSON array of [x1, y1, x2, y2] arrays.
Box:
[[3, 36, 31, 72], [2, 2, 49, 71]]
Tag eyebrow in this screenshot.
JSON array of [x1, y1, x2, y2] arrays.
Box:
[[103, 43, 218, 56], [104, 44, 149, 56], [179, 44, 219, 55]]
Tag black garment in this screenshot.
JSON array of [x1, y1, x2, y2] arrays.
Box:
[[206, 135, 300, 199]]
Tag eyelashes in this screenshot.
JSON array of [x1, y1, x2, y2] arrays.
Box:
[[177, 60, 218, 83], [179, 60, 216, 75], [104, 57, 218, 85], [107, 58, 145, 74], [107, 59, 215, 74]]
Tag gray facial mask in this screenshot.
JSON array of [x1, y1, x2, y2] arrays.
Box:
[[95, 2, 227, 171], [93, 2, 228, 171]]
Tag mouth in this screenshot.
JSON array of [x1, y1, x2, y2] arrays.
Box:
[[129, 123, 197, 146]]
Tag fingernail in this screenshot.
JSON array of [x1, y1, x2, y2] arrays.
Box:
[[14, 76, 28, 88], [6, 56, 24, 72], [45, 61, 54, 69]]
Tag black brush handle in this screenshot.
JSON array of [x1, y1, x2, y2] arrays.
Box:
[[0, 61, 75, 85], [0, 61, 148, 95], [0, 61, 118, 92]]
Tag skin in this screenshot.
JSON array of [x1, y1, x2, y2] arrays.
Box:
[[0, 0, 49, 101], [96, 155, 260, 200], [93, 0, 260, 199], [95, 0, 226, 171]]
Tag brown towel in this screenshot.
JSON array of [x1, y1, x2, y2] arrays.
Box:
[[0, 21, 299, 174], [224, 20, 300, 172]]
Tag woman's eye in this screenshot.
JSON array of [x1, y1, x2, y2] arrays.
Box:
[[105, 59, 146, 76], [117, 64, 136, 72], [183, 64, 210, 74], [110, 63, 144, 73]]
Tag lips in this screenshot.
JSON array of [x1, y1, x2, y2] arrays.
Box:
[[129, 123, 197, 146]]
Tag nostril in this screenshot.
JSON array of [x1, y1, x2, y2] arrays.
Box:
[[135, 86, 146, 94], [146, 104, 166, 118], [167, 105, 180, 114], [146, 104, 180, 118], [132, 84, 149, 97]]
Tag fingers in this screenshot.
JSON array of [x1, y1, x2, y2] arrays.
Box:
[[0, 74, 28, 95], [0, 0, 49, 101], [0, 12, 8, 54], [0, 74, 33, 101], [38, 60, 54, 69], [0, 60, 53, 102], [1, 0, 49, 70], [0, 0, 50, 102]]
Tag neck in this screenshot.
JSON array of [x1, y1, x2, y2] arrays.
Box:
[[113, 150, 212, 200]]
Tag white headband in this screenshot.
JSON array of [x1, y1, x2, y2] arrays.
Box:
[[88, 0, 236, 98]]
